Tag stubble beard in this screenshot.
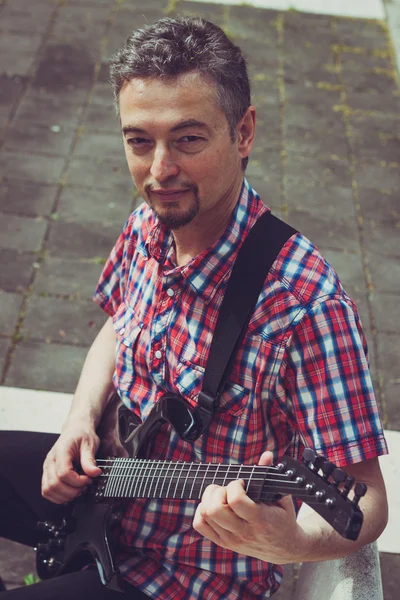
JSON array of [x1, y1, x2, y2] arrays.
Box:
[[148, 185, 200, 230]]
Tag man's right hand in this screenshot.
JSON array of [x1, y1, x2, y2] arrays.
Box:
[[41, 424, 102, 504]]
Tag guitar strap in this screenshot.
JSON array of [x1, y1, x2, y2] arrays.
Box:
[[194, 210, 298, 433]]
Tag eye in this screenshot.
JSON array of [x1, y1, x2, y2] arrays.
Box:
[[126, 137, 151, 146], [179, 135, 203, 143]]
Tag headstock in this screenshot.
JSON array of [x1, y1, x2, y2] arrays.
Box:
[[261, 448, 366, 540]]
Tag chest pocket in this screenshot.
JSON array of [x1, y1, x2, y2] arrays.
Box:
[[113, 303, 144, 394], [174, 360, 249, 416]]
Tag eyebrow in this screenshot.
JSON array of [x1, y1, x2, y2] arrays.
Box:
[[122, 119, 211, 136]]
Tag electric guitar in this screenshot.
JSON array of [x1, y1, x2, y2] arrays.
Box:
[[36, 392, 367, 591]]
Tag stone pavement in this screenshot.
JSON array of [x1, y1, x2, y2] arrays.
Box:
[[0, 0, 399, 597]]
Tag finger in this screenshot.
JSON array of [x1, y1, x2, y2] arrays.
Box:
[[80, 440, 101, 478], [193, 509, 224, 546], [258, 451, 274, 466]]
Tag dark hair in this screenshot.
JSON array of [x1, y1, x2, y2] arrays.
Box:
[[109, 16, 251, 169]]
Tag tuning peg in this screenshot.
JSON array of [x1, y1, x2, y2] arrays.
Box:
[[332, 468, 347, 487], [313, 455, 326, 473], [341, 475, 355, 499], [322, 460, 336, 480], [353, 483, 367, 506], [302, 448, 317, 465]]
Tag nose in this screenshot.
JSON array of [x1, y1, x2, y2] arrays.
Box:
[[150, 144, 179, 182]]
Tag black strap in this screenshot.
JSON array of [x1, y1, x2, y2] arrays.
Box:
[[195, 212, 297, 426]]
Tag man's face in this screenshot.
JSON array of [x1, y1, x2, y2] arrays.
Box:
[[119, 72, 250, 230]]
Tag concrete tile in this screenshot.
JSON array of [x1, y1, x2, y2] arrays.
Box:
[[83, 102, 119, 133], [377, 332, 400, 385], [371, 291, 400, 332], [380, 553, 400, 600], [286, 210, 359, 251], [65, 157, 132, 191], [5, 340, 88, 393], [5, 122, 76, 155], [286, 153, 352, 187], [57, 186, 132, 225], [0, 179, 57, 217], [346, 90, 400, 114], [383, 380, 400, 430], [363, 218, 400, 259], [368, 252, 400, 294], [0, 291, 24, 336], [318, 248, 366, 294], [355, 160, 400, 195], [0, 74, 27, 109], [0, 150, 65, 184], [22, 296, 105, 346], [74, 130, 123, 159], [13, 94, 82, 129], [0, 539, 36, 590], [0, 214, 47, 252], [33, 257, 104, 298], [285, 124, 348, 157], [0, 338, 11, 372], [0, 250, 35, 292], [32, 40, 95, 99], [47, 220, 122, 259], [285, 181, 355, 217], [358, 187, 400, 220], [0, 0, 54, 35]]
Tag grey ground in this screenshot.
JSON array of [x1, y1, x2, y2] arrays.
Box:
[[0, 0, 399, 597]]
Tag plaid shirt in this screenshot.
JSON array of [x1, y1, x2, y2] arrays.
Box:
[[94, 179, 387, 599]]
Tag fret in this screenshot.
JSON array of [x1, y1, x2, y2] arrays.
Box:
[[181, 463, 193, 499], [122, 458, 133, 498], [145, 459, 158, 498], [158, 462, 172, 498], [221, 464, 230, 487], [198, 463, 211, 499], [245, 465, 256, 496], [132, 459, 146, 498], [116, 458, 127, 498], [173, 462, 186, 499], [136, 459, 151, 498], [189, 463, 202, 500], [104, 459, 115, 497], [211, 463, 220, 486], [165, 462, 179, 498]]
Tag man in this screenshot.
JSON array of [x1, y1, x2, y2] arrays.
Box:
[[0, 16, 388, 600]]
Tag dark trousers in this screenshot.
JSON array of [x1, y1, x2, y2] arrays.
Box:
[[0, 431, 149, 599]]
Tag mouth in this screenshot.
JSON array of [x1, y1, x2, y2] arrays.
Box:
[[150, 189, 190, 201]]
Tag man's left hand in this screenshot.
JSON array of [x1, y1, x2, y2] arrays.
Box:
[[192, 451, 308, 564]]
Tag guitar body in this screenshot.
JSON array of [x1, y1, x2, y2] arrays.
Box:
[[36, 392, 366, 591]]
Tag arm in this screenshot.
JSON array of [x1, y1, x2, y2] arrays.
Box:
[[42, 317, 116, 504], [193, 452, 388, 565]]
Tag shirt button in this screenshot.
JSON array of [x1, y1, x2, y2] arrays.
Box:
[[120, 327, 125, 335], [155, 350, 162, 359], [167, 288, 174, 297]]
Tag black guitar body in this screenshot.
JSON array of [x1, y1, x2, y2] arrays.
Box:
[[36, 392, 167, 591]]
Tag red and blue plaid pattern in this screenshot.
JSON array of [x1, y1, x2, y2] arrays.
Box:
[[94, 179, 387, 599]]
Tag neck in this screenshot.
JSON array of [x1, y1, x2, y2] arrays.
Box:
[[173, 176, 244, 267]]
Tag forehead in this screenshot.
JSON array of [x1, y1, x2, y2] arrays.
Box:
[[118, 72, 226, 132]]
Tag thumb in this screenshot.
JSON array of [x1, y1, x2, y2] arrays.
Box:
[[80, 441, 101, 477], [258, 450, 274, 467]]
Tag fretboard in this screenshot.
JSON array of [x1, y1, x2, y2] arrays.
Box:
[[92, 458, 291, 503]]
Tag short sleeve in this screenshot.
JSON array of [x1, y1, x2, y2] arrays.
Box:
[[283, 297, 388, 466], [93, 217, 133, 317]]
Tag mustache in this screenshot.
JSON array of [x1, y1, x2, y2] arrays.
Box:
[[145, 182, 198, 195]]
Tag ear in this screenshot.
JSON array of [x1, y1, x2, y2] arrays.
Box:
[[237, 106, 256, 160]]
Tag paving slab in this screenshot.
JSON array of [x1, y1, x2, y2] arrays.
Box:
[[5, 340, 89, 393], [0, 291, 24, 336], [0, 180, 58, 217], [33, 257, 105, 298], [22, 296, 105, 346], [1, 214, 47, 252], [0, 249, 35, 293], [46, 220, 122, 259]]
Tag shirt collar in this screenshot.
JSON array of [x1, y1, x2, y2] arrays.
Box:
[[145, 178, 269, 304]]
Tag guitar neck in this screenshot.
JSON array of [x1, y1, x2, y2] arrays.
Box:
[[93, 458, 287, 503]]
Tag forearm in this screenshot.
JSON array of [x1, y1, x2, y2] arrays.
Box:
[[290, 458, 388, 564], [63, 316, 117, 430]]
